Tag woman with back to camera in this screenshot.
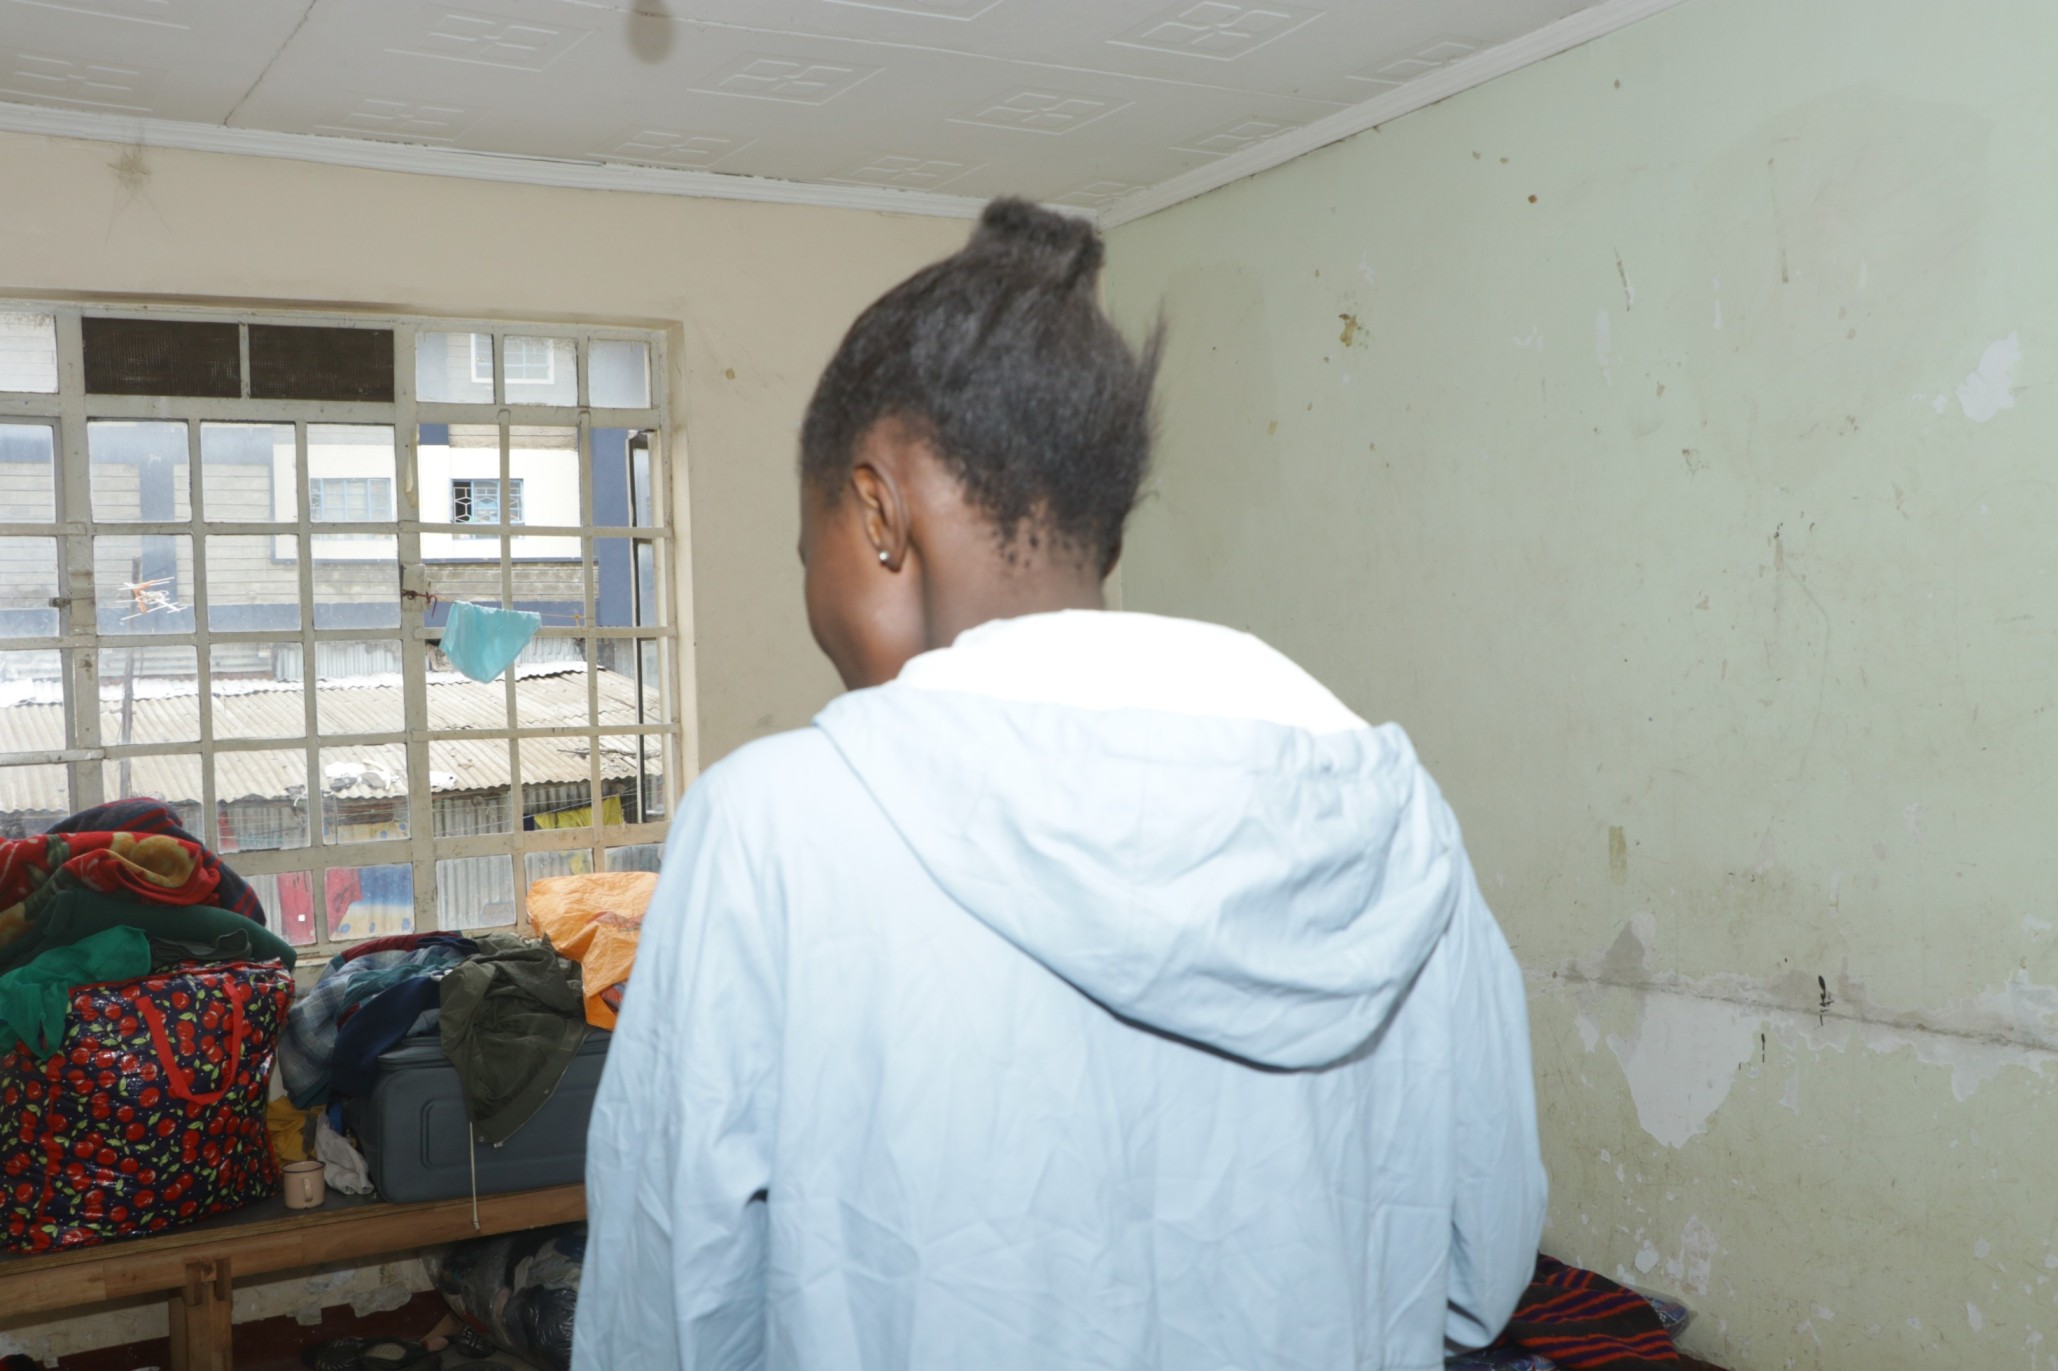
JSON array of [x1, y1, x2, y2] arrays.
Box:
[[574, 199, 1546, 1370]]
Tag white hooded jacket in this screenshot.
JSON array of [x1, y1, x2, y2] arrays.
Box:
[[575, 612, 1546, 1370]]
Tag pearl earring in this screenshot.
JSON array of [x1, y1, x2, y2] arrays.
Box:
[[877, 550, 890, 565]]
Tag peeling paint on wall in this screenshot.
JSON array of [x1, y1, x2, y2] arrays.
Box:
[[1956, 333, 2021, 422]]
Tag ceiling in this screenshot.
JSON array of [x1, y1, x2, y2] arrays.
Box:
[[0, 0, 1673, 224]]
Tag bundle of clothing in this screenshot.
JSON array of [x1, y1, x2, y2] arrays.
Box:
[[0, 802, 292, 1252], [1448, 1256, 1690, 1370], [0, 801, 288, 1057]]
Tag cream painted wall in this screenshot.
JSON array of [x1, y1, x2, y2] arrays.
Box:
[[1104, 0, 2058, 1366], [0, 127, 965, 772], [0, 128, 961, 1360]]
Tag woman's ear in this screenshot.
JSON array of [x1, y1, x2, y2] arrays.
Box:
[[850, 420, 920, 570]]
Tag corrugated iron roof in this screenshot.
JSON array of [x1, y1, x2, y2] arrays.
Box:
[[0, 664, 662, 813]]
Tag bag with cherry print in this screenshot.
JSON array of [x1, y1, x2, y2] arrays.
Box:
[[0, 959, 293, 1253]]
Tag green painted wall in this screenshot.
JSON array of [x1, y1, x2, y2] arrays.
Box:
[[1104, 0, 2058, 1366]]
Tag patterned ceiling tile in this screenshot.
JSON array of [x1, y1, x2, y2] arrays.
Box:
[[693, 53, 881, 105], [1174, 113, 1301, 158], [1108, 1, 1324, 61], [827, 153, 983, 190], [604, 128, 755, 169], [820, 0, 1007, 17], [1053, 179, 1139, 210], [950, 88, 1128, 137], [313, 94, 486, 143], [390, 9, 590, 72], [0, 48, 162, 110], [7, 0, 183, 29], [1346, 35, 1483, 89]]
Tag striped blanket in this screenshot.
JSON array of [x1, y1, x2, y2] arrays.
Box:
[[1450, 1257, 1686, 1370]]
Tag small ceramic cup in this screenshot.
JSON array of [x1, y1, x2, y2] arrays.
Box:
[[282, 1159, 326, 1210]]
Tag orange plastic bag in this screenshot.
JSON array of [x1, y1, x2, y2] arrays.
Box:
[[525, 873, 655, 1030]]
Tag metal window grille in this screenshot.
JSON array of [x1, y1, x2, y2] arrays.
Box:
[[0, 307, 678, 957]]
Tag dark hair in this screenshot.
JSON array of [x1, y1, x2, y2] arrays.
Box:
[[800, 197, 1162, 568]]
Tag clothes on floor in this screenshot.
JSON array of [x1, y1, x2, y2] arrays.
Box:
[[525, 873, 653, 1030], [49, 800, 268, 926], [575, 610, 1546, 1371], [1447, 1257, 1686, 1370], [0, 924, 151, 1054], [439, 936, 586, 1146]]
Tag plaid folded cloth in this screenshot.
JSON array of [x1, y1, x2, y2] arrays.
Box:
[[1448, 1257, 1687, 1371]]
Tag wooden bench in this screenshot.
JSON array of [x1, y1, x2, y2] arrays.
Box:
[[0, 1183, 585, 1371]]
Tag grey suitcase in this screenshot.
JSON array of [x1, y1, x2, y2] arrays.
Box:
[[343, 1030, 610, 1204]]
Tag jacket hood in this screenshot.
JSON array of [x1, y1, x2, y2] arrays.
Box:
[[813, 613, 1463, 1070]]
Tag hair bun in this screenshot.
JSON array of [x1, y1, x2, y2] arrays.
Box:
[[971, 197, 1104, 287]]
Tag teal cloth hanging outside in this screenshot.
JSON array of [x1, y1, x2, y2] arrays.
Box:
[[442, 600, 542, 683]]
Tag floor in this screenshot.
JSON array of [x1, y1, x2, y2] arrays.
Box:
[[35, 1291, 541, 1371]]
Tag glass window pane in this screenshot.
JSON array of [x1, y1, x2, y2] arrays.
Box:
[[503, 336, 576, 405], [102, 754, 205, 835], [317, 641, 404, 735], [595, 638, 662, 727], [599, 734, 665, 825], [0, 648, 63, 701], [321, 743, 409, 842], [436, 855, 516, 931], [208, 643, 304, 740], [603, 844, 662, 873], [523, 740, 594, 832], [326, 863, 414, 941], [89, 420, 190, 523], [588, 340, 649, 408], [245, 871, 318, 947], [523, 848, 584, 885], [201, 423, 294, 522], [97, 646, 200, 747], [0, 538, 60, 636], [0, 424, 56, 520], [417, 332, 494, 404], [0, 312, 57, 393], [206, 534, 299, 631], [426, 642, 509, 731], [0, 764, 68, 838], [430, 740, 512, 834], [595, 538, 658, 628], [94, 533, 193, 636], [248, 325, 394, 404], [307, 424, 400, 631], [215, 748, 309, 852]]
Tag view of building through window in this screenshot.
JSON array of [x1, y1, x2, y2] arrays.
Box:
[[0, 309, 676, 953]]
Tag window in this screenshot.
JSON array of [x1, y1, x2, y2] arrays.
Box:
[[504, 336, 556, 385], [469, 333, 493, 386], [310, 476, 396, 523], [452, 477, 523, 528], [0, 306, 675, 955]]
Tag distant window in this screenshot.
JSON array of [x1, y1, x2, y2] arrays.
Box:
[[452, 477, 523, 530], [470, 333, 493, 386], [504, 336, 556, 386], [309, 476, 394, 523]]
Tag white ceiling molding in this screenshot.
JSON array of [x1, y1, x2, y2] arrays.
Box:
[[1095, 0, 1696, 229], [0, 98, 994, 220], [0, 0, 1690, 232]]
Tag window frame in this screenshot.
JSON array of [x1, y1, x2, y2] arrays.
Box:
[[451, 475, 524, 531], [0, 306, 680, 956]]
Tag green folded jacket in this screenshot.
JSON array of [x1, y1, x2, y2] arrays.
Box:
[[11, 889, 298, 973]]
